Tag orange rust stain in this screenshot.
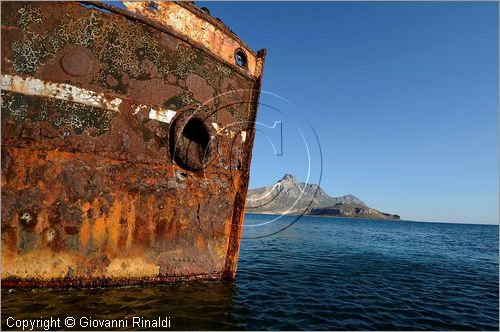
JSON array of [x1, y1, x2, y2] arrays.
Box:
[[105, 257, 160, 279], [105, 197, 122, 254], [230, 202, 247, 273], [34, 210, 49, 235], [46, 150, 94, 162], [217, 222, 232, 259], [93, 216, 106, 246], [216, 174, 243, 261], [232, 173, 241, 191], [125, 196, 136, 250], [82, 201, 91, 212], [80, 218, 90, 249], [196, 234, 205, 250], [43, 159, 62, 180], [89, 197, 110, 247], [165, 216, 177, 240], [1, 250, 14, 276], [44, 149, 175, 171], [2, 249, 78, 280], [13, 160, 27, 190], [2, 214, 19, 273], [79, 201, 94, 249], [12, 212, 20, 229], [37, 181, 46, 191], [146, 195, 156, 245], [4, 148, 47, 189]]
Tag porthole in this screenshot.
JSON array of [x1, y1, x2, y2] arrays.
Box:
[[235, 48, 248, 68], [170, 113, 215, 171]]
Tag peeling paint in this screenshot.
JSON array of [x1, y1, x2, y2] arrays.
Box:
[[1, 1, 266, 287], [148, 108, 177, 124], [122, 1, 257, 75], [1, 74, 122, 111]]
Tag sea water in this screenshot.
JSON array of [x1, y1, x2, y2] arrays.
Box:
[[2, 214, 498, 330]]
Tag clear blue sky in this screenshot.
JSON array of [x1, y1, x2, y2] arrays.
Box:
[[199, 1, 499, 224]]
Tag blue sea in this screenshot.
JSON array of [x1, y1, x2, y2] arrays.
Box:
[[2, 214, 498, 330]]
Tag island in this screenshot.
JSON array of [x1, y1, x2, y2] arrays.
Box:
[[246, 174, 400, 220]]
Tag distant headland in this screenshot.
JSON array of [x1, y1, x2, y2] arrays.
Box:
[[246, 174, 400, 220]]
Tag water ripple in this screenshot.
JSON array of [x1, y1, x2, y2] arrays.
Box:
[[2, 216, 498, 330]]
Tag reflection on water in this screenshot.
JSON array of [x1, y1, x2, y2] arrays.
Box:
[[2, 282, 237, 330], [2, 215, 499, 330]]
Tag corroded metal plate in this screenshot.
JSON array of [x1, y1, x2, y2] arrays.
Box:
[[1, 1, 265, 287]]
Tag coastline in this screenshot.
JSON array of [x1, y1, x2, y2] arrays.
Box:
[[244, 212, 499, 226], [245, 212, 404, 222]]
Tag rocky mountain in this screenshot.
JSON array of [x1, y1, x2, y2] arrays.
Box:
[[309, 204, 400, 220], [246, 174, 400, 220]]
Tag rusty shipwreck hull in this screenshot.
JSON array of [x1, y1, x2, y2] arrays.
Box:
[[1, 1, 265, 287]]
